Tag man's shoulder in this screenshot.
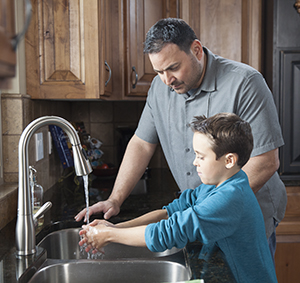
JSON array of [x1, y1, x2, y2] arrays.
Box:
[[206, 47, 260, 80]]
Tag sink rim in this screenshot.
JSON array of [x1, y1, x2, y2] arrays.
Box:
[[37, 227, 184, 259], [28, 259, 192, 283]]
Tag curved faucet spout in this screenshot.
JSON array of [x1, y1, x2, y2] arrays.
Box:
[[16, 116, 92, 256]]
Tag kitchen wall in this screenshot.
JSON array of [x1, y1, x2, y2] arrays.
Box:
[[1, 96, 168, 192], [0, 94, 168, 229]]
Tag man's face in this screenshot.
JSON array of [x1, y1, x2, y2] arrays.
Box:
[[148, 42, 204, 94]]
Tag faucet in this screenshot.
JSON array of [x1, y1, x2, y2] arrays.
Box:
[[15, 116, 92, 256]]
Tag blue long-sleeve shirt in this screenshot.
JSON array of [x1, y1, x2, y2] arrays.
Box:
[[145, 170, 277, 283]]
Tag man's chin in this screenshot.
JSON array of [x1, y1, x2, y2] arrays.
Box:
[[172, 87, 186, 94]]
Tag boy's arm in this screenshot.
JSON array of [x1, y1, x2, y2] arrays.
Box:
[[79, 224, 148, 252], [116, 209, 168, 228]]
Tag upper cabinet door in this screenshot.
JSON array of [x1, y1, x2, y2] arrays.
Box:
[[125, 0, 177, 98], [26, 0, 103, 99], [100, 0, 125, 100], [0, 0, 16, 87], [179, 0, 262, 72]]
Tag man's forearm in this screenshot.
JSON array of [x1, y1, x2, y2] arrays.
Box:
[[109, 135, 157, 207], [243, 148, 280, 193]]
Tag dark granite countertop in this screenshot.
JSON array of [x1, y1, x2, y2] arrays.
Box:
[[0, 168, 235, 282]]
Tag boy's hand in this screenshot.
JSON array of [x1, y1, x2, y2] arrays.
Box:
[[88, 219, 116, 228], [79, 223, 112, 253]]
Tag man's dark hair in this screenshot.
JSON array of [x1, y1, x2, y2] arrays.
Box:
[[190, 113, 254, 167], [144, 18, 197, 54]]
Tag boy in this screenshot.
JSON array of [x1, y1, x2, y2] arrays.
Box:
[[79, 113, 277, 283]]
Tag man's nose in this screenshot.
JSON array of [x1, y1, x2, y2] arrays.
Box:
[[163, 72, 174, 86]]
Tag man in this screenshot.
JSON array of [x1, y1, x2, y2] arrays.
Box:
[[76, 18, 287, 259]]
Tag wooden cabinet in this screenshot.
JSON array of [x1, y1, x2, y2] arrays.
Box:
[[100, 0, 124, 100], [275, 241, 300, 283], [0, 0, 16, 88], [275, 186, 300, 283], [26, 0, 123, 100], [124, 0, 177, 98], [179, 0, 262, 72], [124, 0, 263, 98], [269, 0, 300, 179], [26, 0, 264, 100]]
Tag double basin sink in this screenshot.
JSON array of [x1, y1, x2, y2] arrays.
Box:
[[23, 223, 191, 283]]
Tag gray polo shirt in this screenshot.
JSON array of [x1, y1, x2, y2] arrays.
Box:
[[135, 47, 287, 238]]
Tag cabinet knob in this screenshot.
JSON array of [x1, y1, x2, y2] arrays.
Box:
[[132, 66, 138, 89]]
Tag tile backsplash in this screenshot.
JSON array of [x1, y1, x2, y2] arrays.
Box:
[[1, 95, 167, 192]]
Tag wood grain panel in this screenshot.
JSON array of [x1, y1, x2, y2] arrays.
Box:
[[275, 242, 300, 283], [179, 0, 262, 71], [26, 0, 101, 99], [0, 0, 16, 80], [276, 186, 300, 235], [125, 0, 178, 97]]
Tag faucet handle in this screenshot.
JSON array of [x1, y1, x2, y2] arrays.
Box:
[[33, 201, 52, 225]]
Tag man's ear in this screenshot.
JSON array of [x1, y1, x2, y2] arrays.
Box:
[[191, 40, 203, 60], [225, 153, 238, 169]]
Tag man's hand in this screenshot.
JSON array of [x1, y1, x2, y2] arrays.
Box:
[[74, 199, 120, 222]]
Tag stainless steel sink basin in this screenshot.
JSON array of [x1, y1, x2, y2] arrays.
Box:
[[38, 228, 182, 260], [28, 260, 191, 283], [31, 227, 191, 283]]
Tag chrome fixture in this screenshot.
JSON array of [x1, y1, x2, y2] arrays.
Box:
[[15, 116, 92, 256]]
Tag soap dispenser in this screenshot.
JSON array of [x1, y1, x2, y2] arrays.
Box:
[[29, 166, 44, 226]]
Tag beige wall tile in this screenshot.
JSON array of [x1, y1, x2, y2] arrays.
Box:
[[2, 98, 23, 135], [4, 173, 18, 183], [2, 135, 19, 173], [22, 96, 33, 128]]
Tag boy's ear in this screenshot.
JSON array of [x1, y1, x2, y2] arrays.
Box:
[[225, 153, 238, 169]]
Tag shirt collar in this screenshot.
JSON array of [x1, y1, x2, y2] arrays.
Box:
[[185, 47, 217, 99]]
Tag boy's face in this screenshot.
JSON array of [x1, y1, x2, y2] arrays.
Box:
[[193, 132, 230, 187]]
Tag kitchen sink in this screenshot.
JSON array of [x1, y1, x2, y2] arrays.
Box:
[[38, 227, 183, 260], [28, 260, 191, 283], [24, 225, 191, 283]]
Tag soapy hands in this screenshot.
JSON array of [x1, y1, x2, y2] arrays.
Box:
[[79, 219, 116, 253], [78, 209, 167, 252]]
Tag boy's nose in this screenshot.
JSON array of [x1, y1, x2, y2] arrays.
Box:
[[193, 158, 198, 166]]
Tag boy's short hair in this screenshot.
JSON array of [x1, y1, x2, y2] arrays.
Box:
[[143, 18, 197, 54], [190, 113, 253, 167]]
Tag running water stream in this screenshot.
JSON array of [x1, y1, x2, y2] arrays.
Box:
[[80, 175, 104, 259], [83, 175, 89, 224]]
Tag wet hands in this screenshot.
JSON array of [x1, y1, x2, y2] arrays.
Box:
[[79, 220, 116, 254], [74, 199, 121, 222]]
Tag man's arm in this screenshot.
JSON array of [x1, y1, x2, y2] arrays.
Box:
[[75, 134, 157, 221], [243, 148, 280, 194]]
